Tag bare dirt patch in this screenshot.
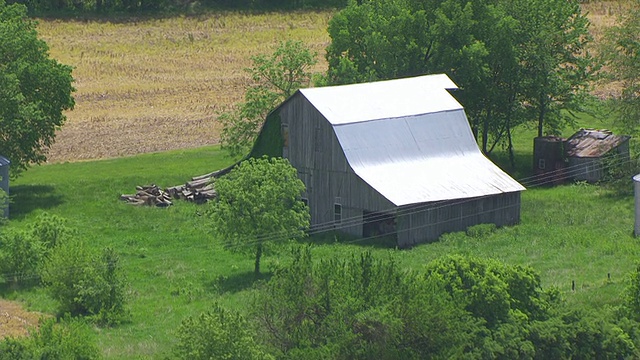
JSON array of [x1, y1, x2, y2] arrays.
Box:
[[0, 299, 44, 339]]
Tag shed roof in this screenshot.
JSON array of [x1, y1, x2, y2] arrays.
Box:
[[0, 155, 10, 167], [298, 74, 525, 206], [565, 129, 630, 158]]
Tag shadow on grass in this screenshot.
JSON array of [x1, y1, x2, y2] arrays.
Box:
[[0, 280, 39, 297], [301, 231, 397, 249], [10, 184, 64, 219], [210, 271, 272, 294]]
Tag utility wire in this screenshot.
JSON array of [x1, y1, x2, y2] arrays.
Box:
[[1, 153, 637, 282]]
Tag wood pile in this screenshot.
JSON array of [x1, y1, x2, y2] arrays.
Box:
[[120, 170, 224, 207], [165, 173, 217, 204], [120, 185, 173, 207]]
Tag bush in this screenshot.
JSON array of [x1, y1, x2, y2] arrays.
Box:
[[253, 246, 478, 359], [0, 316, 100, 360], [0, 212, 71, 285], [174, 303, 273, 360], [41, 240, 129, 326], [30, 212, 72, 250], [0, 230, 43, 285]]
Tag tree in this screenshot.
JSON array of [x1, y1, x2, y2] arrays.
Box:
[[0, 1, 75, 175], [506, 0, 594, 138], [209, 156, 309, 276], [602, 0, 640, 135], [219, 40, 317, 158], [325, 0, 594, 161]]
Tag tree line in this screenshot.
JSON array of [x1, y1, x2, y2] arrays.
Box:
[[324, 0, 594, 167]]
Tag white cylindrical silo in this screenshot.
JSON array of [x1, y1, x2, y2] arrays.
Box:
[[634, 174, 640, 236]]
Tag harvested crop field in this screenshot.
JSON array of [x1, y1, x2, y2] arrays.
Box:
[[37, 11, 332, 163], [36, 4, 623, 163]]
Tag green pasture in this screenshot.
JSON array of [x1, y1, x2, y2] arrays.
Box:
[[2, 116, 639, 358]]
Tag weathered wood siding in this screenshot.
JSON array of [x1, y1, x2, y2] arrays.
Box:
[[276, 93, 521, 246], [396, 192, 521, 248], [568, 157, 602, 183], [279, 94, 394, 236]]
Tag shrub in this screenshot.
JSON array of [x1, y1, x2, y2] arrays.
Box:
[[0, 230, 43, 285], [30, 212, 72, 250], [0, 317, 100, 360], [0, 212, 72, 285], [174, 303, 273, 360], [253, 246, 478, 359], [41, 240, 129, 326]]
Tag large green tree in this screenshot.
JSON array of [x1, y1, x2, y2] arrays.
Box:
[[602, 0, 640, 135], [0, 0, 74, 174], [209, 156, 309, 276], [326, 0, 593, 160], [219, 40, 317, 158]]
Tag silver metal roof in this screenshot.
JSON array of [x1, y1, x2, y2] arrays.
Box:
[[0, 155, 10, 167], [304, 74, 525, 206], [300, 74, 461, 125]]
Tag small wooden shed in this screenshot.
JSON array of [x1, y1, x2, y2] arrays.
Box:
[[251, 74, 525, 247], [564, 129, 630, 183], [0, 155, 10, 218]]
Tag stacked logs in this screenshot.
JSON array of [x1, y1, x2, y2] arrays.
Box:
[[120, 170, 225, 207], [165, 172, 217, 204], [120, 185, 173, 207]]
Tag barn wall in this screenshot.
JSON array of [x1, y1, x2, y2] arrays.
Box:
[[279, 94, 393, 235], [396, 192, 521, 248], [276, 94, 521, 246]]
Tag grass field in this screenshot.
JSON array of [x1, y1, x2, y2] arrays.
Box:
[[2, 125, 639, 358]]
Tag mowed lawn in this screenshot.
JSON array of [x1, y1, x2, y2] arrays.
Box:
[[2, 138, 639, 358]]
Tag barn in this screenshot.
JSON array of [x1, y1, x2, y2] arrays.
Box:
[[251, 74, 525, 247]]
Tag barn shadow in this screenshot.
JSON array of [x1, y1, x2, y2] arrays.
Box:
[[302, 232, 397, 249], [9, 184, 64, 219], [208, 271, 272, 295]]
